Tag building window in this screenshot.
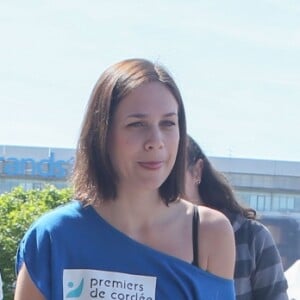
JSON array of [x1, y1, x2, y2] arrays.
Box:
[[264, 196, 272, 211], [257, 195, 265, 211], [237, 192, 299, 212], [250, 194, 257, 210], [272, 196, 280, 210], [287, 197, 294, 210]]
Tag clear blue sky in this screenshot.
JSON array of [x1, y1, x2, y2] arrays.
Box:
[[1, 0, 300, 161]]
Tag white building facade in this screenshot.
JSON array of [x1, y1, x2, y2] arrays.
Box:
[[210, 156, 300, 215]]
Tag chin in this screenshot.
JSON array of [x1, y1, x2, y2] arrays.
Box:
[[142, 180, 166, 191]]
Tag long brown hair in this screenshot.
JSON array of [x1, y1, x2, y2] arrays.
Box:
[[187, 135, 256, 219], [72, 58, 187, 205]]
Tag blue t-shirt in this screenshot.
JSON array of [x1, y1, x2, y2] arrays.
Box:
[[16, 200, 235, 299]]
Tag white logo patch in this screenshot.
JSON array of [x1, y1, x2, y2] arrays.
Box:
[[63, 269, 157, 300]]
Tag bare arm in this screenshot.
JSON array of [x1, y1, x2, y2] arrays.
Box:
[[14, 263, 45, 300], [199, 207, 235, 279]]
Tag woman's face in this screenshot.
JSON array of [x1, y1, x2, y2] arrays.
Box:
[[108, 82, 180, 192]]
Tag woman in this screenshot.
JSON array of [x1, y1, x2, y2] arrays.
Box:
[[14, 59, 236, 299], [185, 135, 288, 300]]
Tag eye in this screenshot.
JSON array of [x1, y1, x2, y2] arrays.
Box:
[[160, 120, 176, 127], [127, 121, 146, 128]]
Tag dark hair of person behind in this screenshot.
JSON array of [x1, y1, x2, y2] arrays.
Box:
[[186, 135, 256, 219], [72, 58, 187, 206]]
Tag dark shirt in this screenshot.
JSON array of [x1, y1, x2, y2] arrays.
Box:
[[228, 213, 288, 300]]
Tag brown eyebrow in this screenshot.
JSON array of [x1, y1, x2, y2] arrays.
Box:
[[126, 112, 178, 119]]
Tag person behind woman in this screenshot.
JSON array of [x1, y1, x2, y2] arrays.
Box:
[[14, 59, 236, 299], [185, 135, 288, 300]]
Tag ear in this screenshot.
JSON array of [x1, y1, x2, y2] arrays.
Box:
[[194, 158, 204, 182]]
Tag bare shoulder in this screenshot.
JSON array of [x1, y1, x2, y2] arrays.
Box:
[[198, 206, 235, 279], [199, 206, 232, 232], [198, 206, 234, 254], [178, 199, 232, 231]]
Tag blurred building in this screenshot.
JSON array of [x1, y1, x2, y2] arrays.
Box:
[[1, 145, 300, 215], [0, 145, 75, 193], [210, 156, 300, 215]]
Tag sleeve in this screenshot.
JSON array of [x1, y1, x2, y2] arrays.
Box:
[[251, 224, 288, 300], [16, 222, 52, 299]]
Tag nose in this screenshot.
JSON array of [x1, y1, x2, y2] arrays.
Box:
[[144, 126, 164, 151]]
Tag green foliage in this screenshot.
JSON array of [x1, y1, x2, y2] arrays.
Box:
[[0, 185, 73, 300]]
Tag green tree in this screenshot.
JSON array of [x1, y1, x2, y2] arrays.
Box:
[[0, 185, 73, 300]]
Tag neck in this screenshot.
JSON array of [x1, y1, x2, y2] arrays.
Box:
[[93, 188, 168, 231]]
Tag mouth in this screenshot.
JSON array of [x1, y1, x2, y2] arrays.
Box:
[[138, 161, 163, 170]]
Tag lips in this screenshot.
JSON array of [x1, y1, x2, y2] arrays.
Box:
[[138, 161, 163, 170]]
